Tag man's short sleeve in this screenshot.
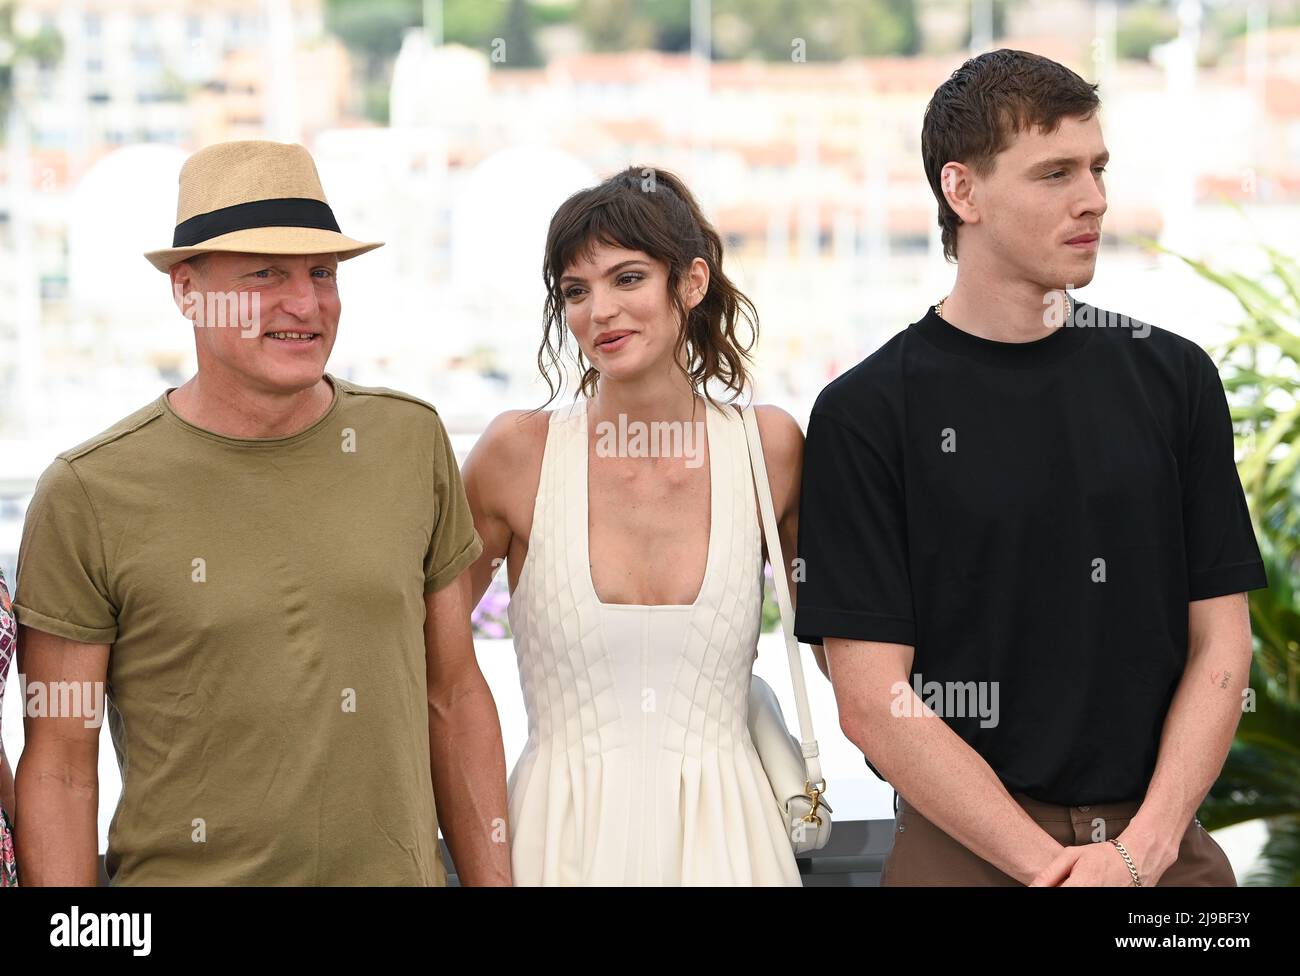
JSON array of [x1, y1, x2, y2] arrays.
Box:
[[13, 458, 119, 644], [794, 403, 914, 647], [1183, 350, 1268, 601], [424, 412, 485, 594]]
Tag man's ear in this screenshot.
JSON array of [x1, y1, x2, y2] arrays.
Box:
[[170, 262, 199, 322], [941, 161, 980, 228]]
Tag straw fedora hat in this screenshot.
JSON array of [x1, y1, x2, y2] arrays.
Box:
[[144, 140, 383, 272]]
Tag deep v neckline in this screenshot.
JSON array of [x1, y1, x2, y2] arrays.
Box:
[[580, 398, 718, 611]]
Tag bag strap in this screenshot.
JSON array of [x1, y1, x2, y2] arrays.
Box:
[[740, 405, 825, 790]]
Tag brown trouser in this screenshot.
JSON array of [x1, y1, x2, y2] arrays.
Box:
[[881, 791, 1236, 886]]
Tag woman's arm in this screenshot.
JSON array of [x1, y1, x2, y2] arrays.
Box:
[[461, 409, 548, 611]]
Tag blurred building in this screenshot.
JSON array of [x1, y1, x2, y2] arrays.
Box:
[[2, 3, 1300, 446], [16, 0, 333, 150]]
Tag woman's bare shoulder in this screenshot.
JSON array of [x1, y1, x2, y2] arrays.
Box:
[[751, 403, 804, 463], [473, 408, 553, 470]]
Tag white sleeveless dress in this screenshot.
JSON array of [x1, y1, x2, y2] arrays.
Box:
[[505, 399, 802, 885]]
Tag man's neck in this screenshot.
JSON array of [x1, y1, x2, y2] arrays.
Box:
[[939, 267, 1068, 344], [167, 371, 335, 439]]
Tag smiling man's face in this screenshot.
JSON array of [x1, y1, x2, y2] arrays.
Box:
[[171, 251, 340, 395]]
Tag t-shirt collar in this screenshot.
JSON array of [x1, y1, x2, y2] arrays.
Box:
[[913, 296, 1092, 368], [158, 374, 342, 447]]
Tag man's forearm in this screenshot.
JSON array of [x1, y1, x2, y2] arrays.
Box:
[[850, 705, 1064, 885], [1124, 636, 1250, 881], [15, 750, 99, 886], [427, 673, 512, 886]]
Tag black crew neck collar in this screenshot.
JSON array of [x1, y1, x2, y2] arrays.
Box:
[[913, 296, 1092, 368]]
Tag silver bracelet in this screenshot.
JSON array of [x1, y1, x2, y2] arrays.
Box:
[[1108, 838, 1142, 886]]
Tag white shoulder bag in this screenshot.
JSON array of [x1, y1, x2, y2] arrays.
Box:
[[741, 405, 832, 854]]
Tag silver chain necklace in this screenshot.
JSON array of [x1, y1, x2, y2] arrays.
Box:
[[934, 293, 1072, 324]]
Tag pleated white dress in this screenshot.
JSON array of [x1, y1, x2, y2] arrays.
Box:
[[505, 399, 802, 886]]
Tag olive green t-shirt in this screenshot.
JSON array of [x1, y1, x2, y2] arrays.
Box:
[[13, 375, 484, 885]]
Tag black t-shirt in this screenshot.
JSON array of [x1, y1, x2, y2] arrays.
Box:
[[794, 298, 1268, 805]]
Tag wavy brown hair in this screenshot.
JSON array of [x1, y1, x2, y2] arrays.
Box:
[[537, 166, 757, 410]]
